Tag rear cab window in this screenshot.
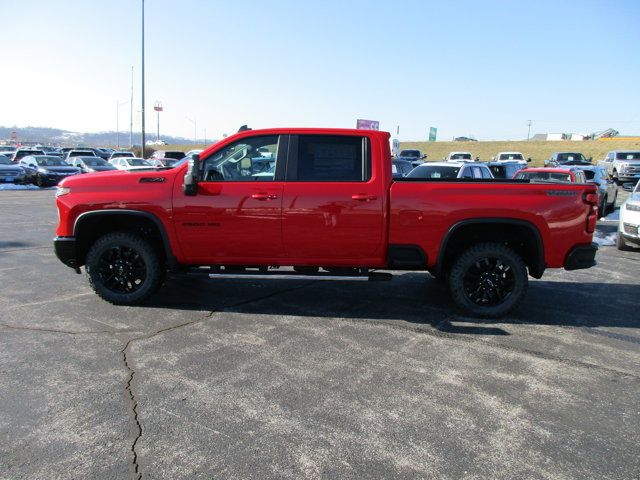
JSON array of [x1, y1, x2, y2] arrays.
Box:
[[288, 135, 370, 182]]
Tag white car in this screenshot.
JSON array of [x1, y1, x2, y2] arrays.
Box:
[[617, 181, 640, 250], [109, 157, 154, 171], [444, 151, 473, 162], [492, 151, 529, 165]]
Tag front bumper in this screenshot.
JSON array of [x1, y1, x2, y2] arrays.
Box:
[[54, 236, 79, 269], [564, 243, 598, 271]]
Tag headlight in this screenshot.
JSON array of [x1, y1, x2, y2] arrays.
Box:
[[626, 203, 640, 212], [56, 186, 71, 197], [618, 163, 628, 172]]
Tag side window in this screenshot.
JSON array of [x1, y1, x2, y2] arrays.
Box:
[[292, 135, 369, 182], [606, 152, 613, 162], [201, 135, 280, 182], [480, 166, 492, 179], [472, 166, 483, 178], [461, 167, 473, 178]]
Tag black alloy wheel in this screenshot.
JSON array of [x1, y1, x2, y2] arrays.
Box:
[[86, 232, 165, 305], [448, 242, 528, 318]]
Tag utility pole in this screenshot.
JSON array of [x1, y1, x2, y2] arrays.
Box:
[[141, 0, 146, 155], [527, 120, 532, 141], [129, 66, 134, 149], [186, 117, 197, 144]]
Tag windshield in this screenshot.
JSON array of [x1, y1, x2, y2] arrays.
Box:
[[616, 152, 640, 160], [35, 156, 68, 167], [70, 151, 94, 157], [582, 170, 596, 180], [557, 153, 585, 162], [516, 171, 571, 182], [112, 152, 134, 158], [127, 159, 152, 166], [399, 150, 420, 158], [498, 153, 523, 160], [0, 156, 11, 165], [163, 152, 185, 160], [407, 165, 461, 179], [450, 153, 472, 160]]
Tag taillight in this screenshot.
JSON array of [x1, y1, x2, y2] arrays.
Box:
[[583, 190, 598, 233]]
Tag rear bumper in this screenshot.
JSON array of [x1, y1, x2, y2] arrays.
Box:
[[564, 243, 598, 271], [53, 236, 79, 269]]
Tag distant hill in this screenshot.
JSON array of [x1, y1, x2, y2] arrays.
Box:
[[0, 126, 197, 147]]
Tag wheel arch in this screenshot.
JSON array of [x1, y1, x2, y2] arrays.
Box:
[[436, 218, 545, 279], [73, 210, 178, 270]]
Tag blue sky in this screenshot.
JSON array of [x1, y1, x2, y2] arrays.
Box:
[[2, 0, 639, 141]]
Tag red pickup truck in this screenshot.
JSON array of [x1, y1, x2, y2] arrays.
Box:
[[54, 128, 598, 317]]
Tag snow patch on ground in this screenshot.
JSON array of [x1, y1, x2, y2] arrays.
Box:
[[593, 230, 618, 246], [601, 209, 620, 221], [0, 184, 54, 191]]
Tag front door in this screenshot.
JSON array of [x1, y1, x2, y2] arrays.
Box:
[[173, 134, 285, 264]]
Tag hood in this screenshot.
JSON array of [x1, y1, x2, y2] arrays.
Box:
[[0, 165, 24, 173], [59, 164, 182, 194]]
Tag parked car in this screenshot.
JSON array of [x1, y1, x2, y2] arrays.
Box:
[[109, 157, 153, 171], [84, 148, 112, 161], [183, 149, 203, 161], [69, 156, 118, 173], [407, 161, 494, 179], [0, 155, 27, 184], [11, 148, 45, 163], [514, 167, 586, 183], [492, 152, 530, 164], [53, 127, 599, 318], [484, 161, 524, 180], [599, 150, 640, 185], [391, 159, 414, 179], [19, 155, 81, 186], [617, 181, 640, 250], [544, 152, 592, 167], [573, 165, 617, 216], [0, 146, 16, 154], [108, 151, 136, 161], [444, 151, 473, 162], [149, 150, 186, 161], [397, 149, 426, 164], [63, 150, 96, 163]]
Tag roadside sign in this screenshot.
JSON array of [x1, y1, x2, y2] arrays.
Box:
[[429, 127, 437, 142], [356, 119, 379, 130]]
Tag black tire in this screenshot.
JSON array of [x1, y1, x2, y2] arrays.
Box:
[[447, 242, 528, 318], [86, 232, 165, 305], [608, 190, 618, 215], [616, 232, 630, 251], [612, 171, 622, 186], [599, 195, 607, 218]]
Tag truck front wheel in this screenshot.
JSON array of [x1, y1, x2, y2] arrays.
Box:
[[448, 242, 528, 318], [86, 232, 165, 305]]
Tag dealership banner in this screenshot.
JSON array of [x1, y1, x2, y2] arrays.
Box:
[[356, 119, 380, 130]]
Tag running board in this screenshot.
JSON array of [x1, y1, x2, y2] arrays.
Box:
[[207, 272, 392, 282]]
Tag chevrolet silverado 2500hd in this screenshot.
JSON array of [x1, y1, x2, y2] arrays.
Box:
[[54, 128, 598, 317]]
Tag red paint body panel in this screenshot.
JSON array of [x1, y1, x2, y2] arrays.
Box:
[[55, 128, 597, 273]]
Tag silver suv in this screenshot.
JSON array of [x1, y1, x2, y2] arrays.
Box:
[[599, 150, 640, 184]]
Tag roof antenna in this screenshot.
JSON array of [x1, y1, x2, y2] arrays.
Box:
[[238, 125, 251, 132]]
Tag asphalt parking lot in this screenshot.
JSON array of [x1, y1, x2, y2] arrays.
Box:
[[1, 190, 639, 480]]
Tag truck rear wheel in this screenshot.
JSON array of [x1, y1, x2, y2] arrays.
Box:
[[86, 232, 165, 305], [448, 242, 527, 318]]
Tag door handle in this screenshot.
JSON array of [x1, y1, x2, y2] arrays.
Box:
[[351, 194, 377, 201], [251, 193, 278, 200]]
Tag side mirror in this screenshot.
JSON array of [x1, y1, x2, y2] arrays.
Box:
[[622, 182, 635, 192], [421, 154, 427, 159], [527, 157, 532, 163], [588, 157, 593, 162], [183, 154, 200, 196]]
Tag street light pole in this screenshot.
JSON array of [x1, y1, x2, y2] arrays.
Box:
[[186, 117, 197, 144], [116, 100, 128, 148], [141, 0, 146, 155], [527, 120, 532, 141], [129, 66, 134, 149], [154, 101, 163, 143]]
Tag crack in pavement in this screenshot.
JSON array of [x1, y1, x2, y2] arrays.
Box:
[[122, 340, 142, 480]]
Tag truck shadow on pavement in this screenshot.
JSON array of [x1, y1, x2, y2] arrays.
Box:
[[143, 272, 640, 336]]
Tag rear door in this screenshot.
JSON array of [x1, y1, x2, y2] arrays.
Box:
[[281, 134, 385, 263]]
